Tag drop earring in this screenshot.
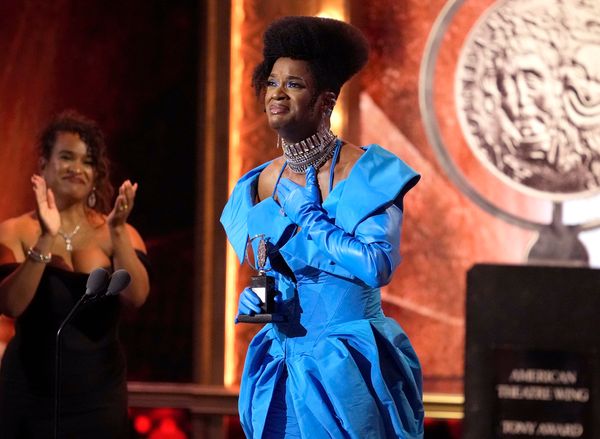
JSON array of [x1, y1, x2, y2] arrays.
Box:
[[87, 187, 97, 208]]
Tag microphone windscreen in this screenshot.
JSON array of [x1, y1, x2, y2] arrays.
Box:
[[106, 269, 131, 296], [85, 268, 111, 296]]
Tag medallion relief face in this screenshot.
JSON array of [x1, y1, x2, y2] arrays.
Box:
[[455, 0, 600, 199]]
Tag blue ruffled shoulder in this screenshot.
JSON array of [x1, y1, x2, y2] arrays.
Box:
[[332, 144, 420, 233], [220, 161, 271, 263]]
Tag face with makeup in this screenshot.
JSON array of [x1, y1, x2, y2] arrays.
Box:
[[264, 57, 330, 143], [40, 131, 96, 204]]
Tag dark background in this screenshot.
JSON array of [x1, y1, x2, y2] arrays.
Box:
[[0, 0, 201, 382]]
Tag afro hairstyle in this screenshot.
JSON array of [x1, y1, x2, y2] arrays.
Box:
[[252, 16, 369, 97]]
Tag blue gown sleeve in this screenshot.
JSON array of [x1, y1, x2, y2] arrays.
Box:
[[302, 204, 403, 288]]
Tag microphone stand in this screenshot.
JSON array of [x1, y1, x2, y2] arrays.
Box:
[[54, 293, 92, 439], [53, 268, 126, 438]]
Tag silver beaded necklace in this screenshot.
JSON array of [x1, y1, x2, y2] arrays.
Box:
[[282, 128, 338, 174]]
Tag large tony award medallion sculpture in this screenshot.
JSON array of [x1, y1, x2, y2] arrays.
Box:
[[237, 234, 283, 323], [421, 0, 600, 437], [423, 0, 600, 266]]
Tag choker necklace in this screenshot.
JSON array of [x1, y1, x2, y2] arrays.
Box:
[[282, 128, 337, 174], [58, 223, 81, 252]]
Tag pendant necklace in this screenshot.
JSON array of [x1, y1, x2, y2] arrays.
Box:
[[58, 223, 81, 252]]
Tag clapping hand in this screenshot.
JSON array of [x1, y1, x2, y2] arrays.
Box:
[[31, 174, 60, 236], [108, 180, 137, 228]]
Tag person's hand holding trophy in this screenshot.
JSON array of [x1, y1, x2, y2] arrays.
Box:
[[236, 234, 285, 323]]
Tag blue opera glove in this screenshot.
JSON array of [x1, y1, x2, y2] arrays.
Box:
[[277, 166, 404, 288], [235, 287, 262, 322], [276, 166, 322, 224], [235, 287, 285, 323]]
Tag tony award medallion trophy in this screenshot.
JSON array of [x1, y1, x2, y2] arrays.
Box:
[[237, 234, 283, 323]]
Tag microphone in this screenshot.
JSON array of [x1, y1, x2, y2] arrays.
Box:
[[83, 267, 111, 298], [59, 268, 110, 330], [105, 269, 131, 296]]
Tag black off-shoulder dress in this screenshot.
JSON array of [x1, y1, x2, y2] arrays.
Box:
[[0, 252, 148, 439]]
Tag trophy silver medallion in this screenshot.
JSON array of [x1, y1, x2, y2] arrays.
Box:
[[421, 0, 600, 266], [237, 234, 283, 323]]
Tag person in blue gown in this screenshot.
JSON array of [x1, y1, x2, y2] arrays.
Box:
[[221, 16, 424, 438]]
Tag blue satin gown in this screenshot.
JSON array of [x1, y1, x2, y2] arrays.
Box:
[[221, 143, 424, 438]]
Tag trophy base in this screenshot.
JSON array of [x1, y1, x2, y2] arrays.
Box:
[[237, 313, 286, 324]]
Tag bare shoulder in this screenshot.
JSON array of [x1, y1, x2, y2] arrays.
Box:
[[0, 212, 38, 240], [125, 223, 147, 252], [257, 157, 285, 202], [0, 212, 37, 263], [335, 141, 365, 182]]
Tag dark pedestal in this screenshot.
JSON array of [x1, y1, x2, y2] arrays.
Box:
[[464, 264, 600, 439]]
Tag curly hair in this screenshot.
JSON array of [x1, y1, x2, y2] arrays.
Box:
[[38, 110, 114, 214], [252, 16, 370, 98]]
